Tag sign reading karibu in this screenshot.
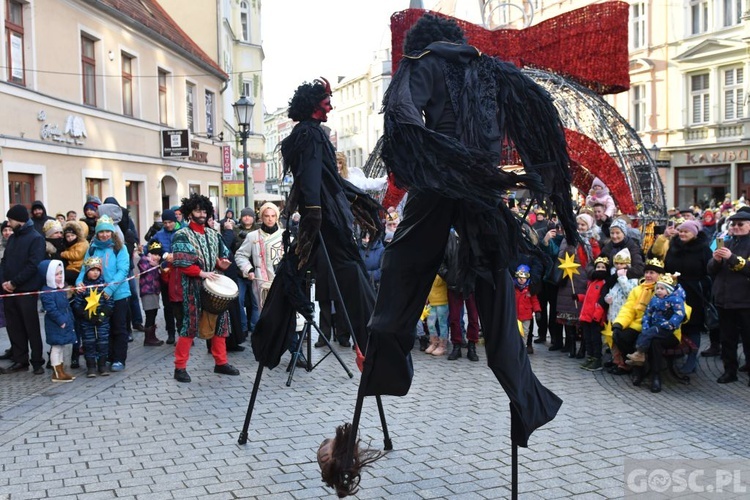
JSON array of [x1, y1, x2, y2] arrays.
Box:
[[161, 129, 190, 157]]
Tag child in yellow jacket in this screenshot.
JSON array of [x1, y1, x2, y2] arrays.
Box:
[[425, 274, 449, 356]]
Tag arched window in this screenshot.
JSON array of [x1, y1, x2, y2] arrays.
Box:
[[240, 1, 250, 42]]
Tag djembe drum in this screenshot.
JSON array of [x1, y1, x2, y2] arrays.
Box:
[[199, 275, 239, 339]]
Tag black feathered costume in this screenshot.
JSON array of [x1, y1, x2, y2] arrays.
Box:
[[359, 40, 575, 446], [250, 118, 379, 369]]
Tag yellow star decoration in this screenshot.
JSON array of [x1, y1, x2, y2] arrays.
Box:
[[84, 288, 102, 319], [601, 321, 614, 348], [517, 320, 524, 338], [558, 252, 581, 281]]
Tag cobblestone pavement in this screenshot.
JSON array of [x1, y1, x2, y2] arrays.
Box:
[[0, 313, 749, 499]]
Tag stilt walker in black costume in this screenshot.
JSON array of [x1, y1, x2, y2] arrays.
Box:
[[316, 13, 579, 497]]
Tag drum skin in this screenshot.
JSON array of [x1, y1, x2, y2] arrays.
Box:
[[201, 275, 239, 314]]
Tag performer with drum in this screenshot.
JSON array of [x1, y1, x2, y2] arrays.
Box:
[[171, 193, 240, 383]]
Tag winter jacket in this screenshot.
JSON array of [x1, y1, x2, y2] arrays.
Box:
[[137, 255, 161, 297], [427, 275, 448, 306], [0, 220, 45, 292], [578, 279, 606, 324], [514, 285, 541, 321], [359, 238, 385, 288], [30, 200, 54, 236], [708, 233, 750, 309], [99, 200, 138, 258], [664, 232, 712, 327], [59, 221, 89, 273], [555, 237, 600, 320], [594, 237, 644, 280], [613, 281, 656, 332], [438, 229, 476, 295], [38, 260, 76, 346], [73, 274, 115, 326], [642, 285, 687, 334], [151, 226, 177, 254], [75, 237, 131, 301]]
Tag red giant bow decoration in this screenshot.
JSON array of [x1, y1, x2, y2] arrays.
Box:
[[391, 2, 630, 95]]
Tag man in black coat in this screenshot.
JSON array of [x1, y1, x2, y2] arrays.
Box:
[[0, 205, 46, 373], [30, 200, 54, 236]]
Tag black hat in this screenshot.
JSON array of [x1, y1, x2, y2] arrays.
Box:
[[644, 258, 665, 273], [679, 207, 696, 215], [728, 210, 750, 222], [6, 204, 29, 223], [161, 209, 177, 223]]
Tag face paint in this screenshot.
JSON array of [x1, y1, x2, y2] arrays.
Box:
[[311, 96, 332, 122]]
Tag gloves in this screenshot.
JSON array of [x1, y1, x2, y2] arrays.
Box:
[[295, 207, 322, 269], [351, 195, 384, 241]]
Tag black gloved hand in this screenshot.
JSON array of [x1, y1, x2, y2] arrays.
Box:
[[351, 195, 384, 242], [296, 207, 322, 269]]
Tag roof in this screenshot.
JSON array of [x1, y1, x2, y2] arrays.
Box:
[[85, 0, 228, 80]]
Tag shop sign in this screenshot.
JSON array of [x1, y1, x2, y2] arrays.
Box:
[[686, 149, 749, 165], [161, 129, 190, 157], [222, 146, 233, 181], [188, 140, 208, 163], [39, 112, 86, 146], [222, 181, 244, 197]]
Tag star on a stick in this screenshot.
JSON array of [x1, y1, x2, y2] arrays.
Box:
[[558, 252, 581, 281], [601, 321, 614, 348], [85, 288, 102, 319]]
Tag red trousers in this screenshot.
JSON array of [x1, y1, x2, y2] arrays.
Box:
[[448, 290, 480, 344], [174, 335, 227, 369]]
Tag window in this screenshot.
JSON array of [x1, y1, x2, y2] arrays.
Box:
[[723, 0, 742, 26], [85, 178, 104, 201], [186, 83, 195, 132], [631, 84, 646, 131], [690, 73, 710, 124], [205, 90, 215, 137], [8, 173, 34, 209], [189, 184, 201, 195], [723, 67, 744, 120], [689, 0, 708, 35], [125, 180, 141, 236], [243, 81, 252, 99], [240, 1, 250, 42], [630, 2, 646, 49], [5, 0, 25, 85], [81, 35, 97, 106], [122, 53, 133, 116], [677, 166, 729, 208], [158, 69, 168, 125]]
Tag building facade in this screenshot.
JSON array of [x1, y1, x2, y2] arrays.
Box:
[[435, 0, 750, 210], [1, 0, 230, 236]]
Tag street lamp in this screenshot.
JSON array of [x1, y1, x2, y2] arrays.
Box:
[[233, 95, 255, 210]]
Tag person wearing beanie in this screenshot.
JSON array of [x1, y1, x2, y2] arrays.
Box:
[[149, 209, 180, 344], [82, 195, 101, 242], [578, 256, 609, 371], [235, 202, 283, 340], [513, 264, 541, 355], [76, 214, 132, 373], [30, 200, 54, 237], [1, 205, 46, 374], [42, 219, 65, 260], [231, 206, 261, 336], [170, 205, 183, 223], [625, 272, 686, 392], [585, 177, 616, 218], [137, 241, 165, 347], [601, 247, 639, 374], [595, 217, 644, 280], [665, 217, 713, 372]]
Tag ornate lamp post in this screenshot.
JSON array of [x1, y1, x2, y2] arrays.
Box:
[[233, 95, 255, 210]]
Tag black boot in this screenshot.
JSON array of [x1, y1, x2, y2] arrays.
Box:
[[71, 352, 80, 369], [447, 344, 462, 360], [86, 358, 97, 378], [418, 336, 430, 351], [701, 344, 721, 357], [174, 368, 191, 383], [717, 371, 738, 384], [46, 351, 52, 369], [650, 373, 662, 393], [314, 332, 331, 348], [466, 342, 479, 362], [97, 357, 110, 376], [567, 337, 577, 358], [166, 334, 176, 345], [575, 342, 586, 359], [632, 366, 644, 386]]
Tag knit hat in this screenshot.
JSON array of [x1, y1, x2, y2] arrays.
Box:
[[240, 207, 256, 219], [609, 217, 629, 235], [644, 258, 665, 273], [84, 256, 103, 272], [514, 264, 531, 278], [147, 240, 164, 256], [6, 204, 29, 223], [258, 202, 280, 220], [677, 220, 701, 236], [656, 272, 679, 294], [43, 220, 63, 237], [702, 210, 716, 226], [613, 248, 631, 265], [576, 213, 594, 231], [161, 209, 177, 223], [95, 214, 116, 233]]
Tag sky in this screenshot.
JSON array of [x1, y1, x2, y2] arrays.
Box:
[[260, 0, 418, 112]]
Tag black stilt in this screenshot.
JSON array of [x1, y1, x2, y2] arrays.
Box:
[[238, 364, 265, 445], [375, 396, 392, 450], [512, 440, 518, 499]]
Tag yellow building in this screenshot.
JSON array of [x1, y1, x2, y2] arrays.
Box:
[[1, 0, 229, 236]]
